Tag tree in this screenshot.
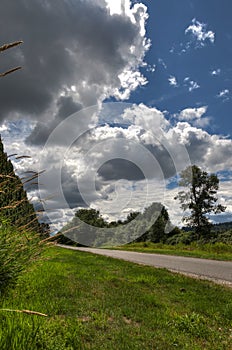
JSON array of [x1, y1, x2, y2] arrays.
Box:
[[175, 165, 226, 240], [0, 136, 45, 234], [134, 203, 171, 243], [74, 208, 107, 228]]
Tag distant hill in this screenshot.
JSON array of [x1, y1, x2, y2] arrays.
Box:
[[211, 221, 232, 232], [182, 221, 232, 233]]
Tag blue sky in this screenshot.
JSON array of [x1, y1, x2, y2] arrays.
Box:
[[0, 0, 231, 235], [128, 0, 232, 136]]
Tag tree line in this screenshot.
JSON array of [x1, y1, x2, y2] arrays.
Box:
[[60, 165, 230, 246]]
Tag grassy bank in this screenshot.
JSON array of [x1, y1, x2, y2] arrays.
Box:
[[0, 246, 231, 349], [113, 242, 232, 261]]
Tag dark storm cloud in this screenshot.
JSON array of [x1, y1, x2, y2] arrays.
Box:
[[25, 96, 82, 145], [0, 0, 143, 122], [98, 158, 145, 181]]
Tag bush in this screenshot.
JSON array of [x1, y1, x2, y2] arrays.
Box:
[[0, 218, 44, 295], [214, 230, 232, 244], [165, 231, 195, 245]]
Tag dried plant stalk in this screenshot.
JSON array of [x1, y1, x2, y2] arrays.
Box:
[[0, 67, 22, 78], [0, 309, 48, 317], [0, 41, 23, 52]]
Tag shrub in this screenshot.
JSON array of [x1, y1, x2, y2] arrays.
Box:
[[215, 230, 232, 244], [165, 231, 195, 245]]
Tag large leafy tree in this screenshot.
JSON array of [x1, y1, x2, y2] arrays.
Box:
[[135, 203, 171, 243], [175, 165, 226, 239]]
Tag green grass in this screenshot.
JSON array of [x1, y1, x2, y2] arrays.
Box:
[[112, 242, 232, 261], [0, 246, 231, 349]]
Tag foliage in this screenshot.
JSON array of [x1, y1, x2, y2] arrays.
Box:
[[0, 137, 46, 235], [211, 230, 232, 244], [134, 203, 171, 243], [0, 218, 43, 295], [74, 208, 107, 228], [115, 241, 232, 260], [175, 165, 226, 240], [61, 203, 176, 247]]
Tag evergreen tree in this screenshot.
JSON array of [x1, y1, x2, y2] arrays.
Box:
[[0, 136, 44, 234]]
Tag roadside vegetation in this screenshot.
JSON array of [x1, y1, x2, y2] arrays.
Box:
[[0, 134, 49, 296], [114, 241, 232, 261], [0, 246, 231, 350]]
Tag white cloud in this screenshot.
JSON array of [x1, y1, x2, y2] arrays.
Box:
[[114, 70, 148, 100], [183, 77, 200, 92], [0, 124, 8, 132], [188, 80, 200, 92], [178, 106, 207, 121], [211, 68, 221, 76], [217, 89, 230, 101], [170, 122, 232, 172], [185, 18, 215, 46], [105, 0, 124, 15], [168, 76, 178, 87]]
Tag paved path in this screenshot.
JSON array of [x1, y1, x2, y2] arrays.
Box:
[[57, 245, 232, 286]]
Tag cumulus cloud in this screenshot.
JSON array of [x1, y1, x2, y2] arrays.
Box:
[[178, 106, 207, 121], [185, 18, 215, 46], [0, 0, 150, 140], [169, 122, 232, 172], [2, 102, 232, 228]]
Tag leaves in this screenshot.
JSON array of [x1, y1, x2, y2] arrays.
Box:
[[175, 165, 226, 239]]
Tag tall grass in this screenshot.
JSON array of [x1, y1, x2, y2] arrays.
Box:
[[0, 218, 45, 295]]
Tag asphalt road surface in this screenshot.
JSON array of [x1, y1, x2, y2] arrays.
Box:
[[58, 245, 232, 286]]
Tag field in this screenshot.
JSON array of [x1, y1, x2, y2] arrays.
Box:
[[0, 246, 231, 349]]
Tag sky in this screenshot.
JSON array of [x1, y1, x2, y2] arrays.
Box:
[[0, 0, 232, 237]]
